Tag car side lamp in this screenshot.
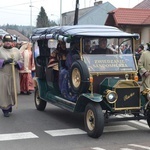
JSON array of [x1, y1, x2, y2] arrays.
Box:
[[134, 74, 139, 82]]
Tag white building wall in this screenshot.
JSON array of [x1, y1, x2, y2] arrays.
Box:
[[141, 27, 150, 46]]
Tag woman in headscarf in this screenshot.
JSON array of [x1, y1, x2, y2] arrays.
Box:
[[19, 42, 35, 94]]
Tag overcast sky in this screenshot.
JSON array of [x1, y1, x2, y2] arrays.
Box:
[[0, 0, 143, 26]]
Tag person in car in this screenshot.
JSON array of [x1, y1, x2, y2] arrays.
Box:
[[47, 41, 67, 70], [92, 38, 113, 54], [84, 39, 93, 54]]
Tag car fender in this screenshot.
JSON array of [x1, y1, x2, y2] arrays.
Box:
[[33, 77, 48, 98], [74, 93, 103, 112]]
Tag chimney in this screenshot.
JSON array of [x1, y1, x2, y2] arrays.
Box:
[[94, 1, 102, 6]]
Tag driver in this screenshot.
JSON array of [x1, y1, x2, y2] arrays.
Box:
[[92, 38, 113, 54]]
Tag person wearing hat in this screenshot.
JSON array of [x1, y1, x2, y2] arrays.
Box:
[[138, 42, 150, 91], [0, 34, 23, 117]]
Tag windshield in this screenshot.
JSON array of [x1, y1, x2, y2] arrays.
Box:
[[83, 37, 133, 54], [83, 54, 136, 72]]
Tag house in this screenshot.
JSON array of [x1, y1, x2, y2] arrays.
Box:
[[61, 1, 116, 25], [0, 29, 8, 37], [6, 29, 29, 42], [133, 0, 150, 9], [0, 28, 29, 42], [105, 0, 150, 48]]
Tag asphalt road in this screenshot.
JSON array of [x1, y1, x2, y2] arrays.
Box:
[[0, 93, 150, 150]]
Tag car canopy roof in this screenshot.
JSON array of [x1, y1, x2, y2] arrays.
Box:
[[31, 25, 139, 42]]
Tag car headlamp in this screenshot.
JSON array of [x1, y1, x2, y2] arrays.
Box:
[[104, 90, 118, 104]]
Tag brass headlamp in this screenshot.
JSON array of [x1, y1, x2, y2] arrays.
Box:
[[103, 89, 118, 104]]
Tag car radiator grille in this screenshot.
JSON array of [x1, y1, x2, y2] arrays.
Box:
[[114, 86, 140, 111]]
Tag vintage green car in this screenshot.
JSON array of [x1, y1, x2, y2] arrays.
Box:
[[31, 25, 150, 138]]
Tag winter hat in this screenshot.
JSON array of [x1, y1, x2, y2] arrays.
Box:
[[3, 34, 13, 42]]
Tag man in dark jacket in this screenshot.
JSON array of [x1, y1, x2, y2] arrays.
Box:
[[92, 38, 113, 54]]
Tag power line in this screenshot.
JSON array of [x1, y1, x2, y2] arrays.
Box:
[[0, 0, 40, 9], [0, 9, 38, 17]]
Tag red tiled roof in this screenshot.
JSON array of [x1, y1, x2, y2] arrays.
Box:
[[134, 0, 150, 9], [108, 8, 150, 25]]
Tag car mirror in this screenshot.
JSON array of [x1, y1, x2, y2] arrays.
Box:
[[48, 39, 58, 48]]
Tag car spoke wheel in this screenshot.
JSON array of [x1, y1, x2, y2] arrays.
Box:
[[72, 68, 81, 88], [34, 87, 47, 111], [86, 109, 95, 131], [84, 102, 104, 138], [70, 60, 90, 94]]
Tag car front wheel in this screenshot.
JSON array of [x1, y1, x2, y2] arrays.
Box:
[[84, 102, 104, 138], [34, 87, 47, 111]]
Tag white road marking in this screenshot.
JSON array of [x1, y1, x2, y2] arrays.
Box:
[[120, 148, 134, 150], [45, 128, 86, 137], [45, 125, 137, 137], [116, 115, 149, 129], [104, 125, 137, 133], [140, 119, 147, 124], [129, 120, 149, 129], [91, 147, 105, 150], [129, 144, 150, 150], [0, 132, 38, 141]]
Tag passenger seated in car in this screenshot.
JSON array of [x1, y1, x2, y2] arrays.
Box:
[[84, 39, 93, 54], [65, 40, 80, 69], [47, 41, 67, 70], [92, 38, 113, 54]]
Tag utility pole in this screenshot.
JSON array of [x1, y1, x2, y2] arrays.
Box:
[[29, 0, 33, 34], [74, 0, 79, 25], [60, 0, 62, 26]]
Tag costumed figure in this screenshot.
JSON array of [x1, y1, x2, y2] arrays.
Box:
[[138, 42, 150, 91], [19, 42, 35, 95], [0, 34, 23, 117]]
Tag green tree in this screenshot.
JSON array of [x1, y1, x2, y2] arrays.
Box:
[[36, 7, 50, 28], [49, 20, 58, 26]]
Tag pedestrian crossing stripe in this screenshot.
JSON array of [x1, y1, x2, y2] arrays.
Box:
[[45, 128, 86, 137], [0, 123, 146, 141], [104, 125, 137, 133], [45, 125, 137, 137], [92, 144, 150, 150], [0, 132, 38, 141], [129, 144, 150, 150], [91, 147, 106, 150]]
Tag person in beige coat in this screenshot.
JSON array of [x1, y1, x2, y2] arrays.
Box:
[[138, 43, 150, 91], [0, 34, 23, 117], [19, 42, 35, 95]]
